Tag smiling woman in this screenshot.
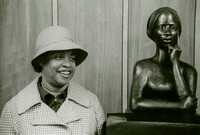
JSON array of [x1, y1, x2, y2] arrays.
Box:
[[130, 7, 198, 115], [0, 26, 105, 135], [40, 51, 76, 91]]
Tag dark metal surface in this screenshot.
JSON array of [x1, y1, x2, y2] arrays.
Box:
[[106, 113, 200, 135], [130, 7, 198, 114]]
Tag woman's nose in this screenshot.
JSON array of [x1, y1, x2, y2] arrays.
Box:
[[61, 58, 71, 67]]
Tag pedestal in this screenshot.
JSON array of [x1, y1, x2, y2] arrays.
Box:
[[106, 113, 200, 135]]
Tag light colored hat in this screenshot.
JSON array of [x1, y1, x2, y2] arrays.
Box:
[[31, 26, 88, 66]]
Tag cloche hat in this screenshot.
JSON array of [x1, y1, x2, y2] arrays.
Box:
[[31, 26, 88, 66]]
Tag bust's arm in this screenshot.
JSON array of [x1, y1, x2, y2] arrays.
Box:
[[170, 48, 197, 111], [130, 62, 148, 110], [182, 64, 197, 97], [137, 99, 182, 109], [181, 64, 198, 111], [172, 59, 191, 97]]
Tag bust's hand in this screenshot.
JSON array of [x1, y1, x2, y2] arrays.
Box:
[[182, 96, 197, 110], [170, 46, 182, 63]]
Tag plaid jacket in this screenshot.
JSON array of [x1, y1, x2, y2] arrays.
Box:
[[0, 77, 105, 135]]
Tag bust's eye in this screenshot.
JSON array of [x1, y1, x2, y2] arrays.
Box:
[[170, 25, 176, 30], [159, 25, 165, 30]]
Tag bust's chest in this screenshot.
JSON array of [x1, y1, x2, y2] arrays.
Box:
[[146, 66, 176, 91]]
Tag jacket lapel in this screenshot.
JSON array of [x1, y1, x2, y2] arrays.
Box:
[[32, 103, 66, 126], [56, 99, 81, 124], [17, 78, 41, 114], [55, 81, 91, 124], [17, 77, 67, 126]]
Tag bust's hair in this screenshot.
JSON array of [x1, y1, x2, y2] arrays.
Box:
[[147, 7, 182, 40]]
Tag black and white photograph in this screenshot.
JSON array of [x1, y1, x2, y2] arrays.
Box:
[[0, 0, 200, 134]]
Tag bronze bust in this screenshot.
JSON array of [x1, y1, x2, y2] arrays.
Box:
[[130, 7, 197, 115]]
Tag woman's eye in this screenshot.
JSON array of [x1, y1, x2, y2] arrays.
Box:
[[70, 57, 76, 62], [71, 58, 76, 62], [55, 55, 64, 59]]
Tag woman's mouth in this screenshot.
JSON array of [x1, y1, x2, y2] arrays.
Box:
[[58, 70, 71, 77]]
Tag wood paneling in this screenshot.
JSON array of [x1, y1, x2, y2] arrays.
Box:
[[195, 0, 200, 114], [0, 0, 199, 115], [58, 0, 123, 114], [122, 0, 129, 112], [0, 0, 51, 112], [128, 0, 197, 110], [28, 0, 52, 80]]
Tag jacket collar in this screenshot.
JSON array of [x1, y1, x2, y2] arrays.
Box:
[[17, 77, 41, 114], [67, 81, 90, 108], [17, 77, 90, 114]]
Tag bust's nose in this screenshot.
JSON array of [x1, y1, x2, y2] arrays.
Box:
[[163, 26, 172, 37]]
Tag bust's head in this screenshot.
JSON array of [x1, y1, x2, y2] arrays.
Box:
[[147, 7, 182, 42]]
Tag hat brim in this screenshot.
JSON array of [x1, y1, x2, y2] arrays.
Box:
[[31, 40, 88, 66]]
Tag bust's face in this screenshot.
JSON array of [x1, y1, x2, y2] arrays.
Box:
[[152, 11, 180, 50]]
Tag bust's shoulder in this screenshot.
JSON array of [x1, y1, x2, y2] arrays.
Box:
[[134, 58, 155, 69], [180, 61, 197, 75]]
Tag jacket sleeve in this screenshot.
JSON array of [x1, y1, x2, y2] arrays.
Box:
[[94, 95, 105, 135], [0, 102, 16, 135]]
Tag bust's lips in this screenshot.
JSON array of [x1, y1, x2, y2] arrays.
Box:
[[163, 39, 171, 43], [163, 38, 172, 43]]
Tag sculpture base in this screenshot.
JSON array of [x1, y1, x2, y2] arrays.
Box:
[[106, 112, 200, 135]]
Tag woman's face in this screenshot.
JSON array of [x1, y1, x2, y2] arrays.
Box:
[[152, 11, 180, 50], [41, 50, 76, 88]]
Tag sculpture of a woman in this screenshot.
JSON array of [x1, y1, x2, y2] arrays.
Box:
[[130, 7, 197, 114]]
